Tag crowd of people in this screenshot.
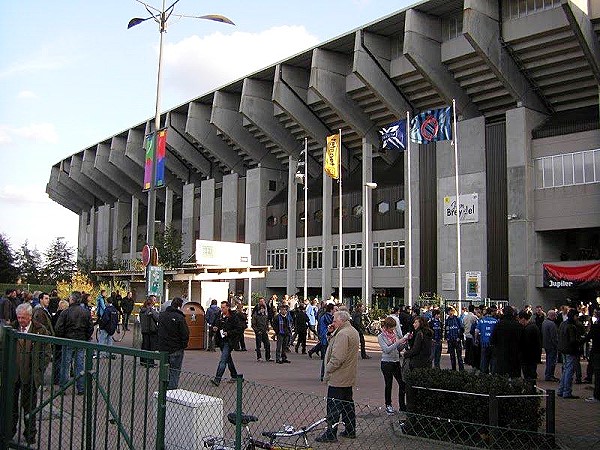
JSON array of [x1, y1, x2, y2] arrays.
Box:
[[2, 285, 599, 444]]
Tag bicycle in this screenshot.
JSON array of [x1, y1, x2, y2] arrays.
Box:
[[203, 412, 342, 450], [363, 313, 382, 336], [95, 313, 127, 343]]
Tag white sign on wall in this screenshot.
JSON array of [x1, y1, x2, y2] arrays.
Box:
[[443, 193, 479, 225], [465, 271, 482, 300], [196, 240, 251, 266]]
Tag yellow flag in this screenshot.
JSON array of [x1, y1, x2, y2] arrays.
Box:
[[324, 134, 340, 179]]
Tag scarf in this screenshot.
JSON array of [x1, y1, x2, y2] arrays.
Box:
[[382, 327, 396, 344]]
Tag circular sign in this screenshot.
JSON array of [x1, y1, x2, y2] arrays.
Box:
[[420, 115, 439, 142], [141, 244, 151, 267]]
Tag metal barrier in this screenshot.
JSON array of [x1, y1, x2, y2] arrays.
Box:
[[0, 326, 168, 449]]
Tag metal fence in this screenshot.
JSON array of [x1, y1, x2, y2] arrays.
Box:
[[0, 326, 168, 449], [2, 327, 598, 450]]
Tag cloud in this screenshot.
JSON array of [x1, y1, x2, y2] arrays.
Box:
[[0, 184, 50, 206], [163, 25, 320, 98], [0, 39, 75, 79], [17, 90, 37, 99], [0, 123, 59, 145]]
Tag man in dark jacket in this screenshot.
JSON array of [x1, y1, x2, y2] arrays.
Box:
[[351, 303, 370, 359], [272, 304, 293, 364], [557, 308, 580, 399], [542, 310, 559, 381], [490, 306, 522, 378], [211, 301, 241, 386], [251, 298, 271, 361], [294, 304, 310, 355], [205, 299, 220, 352], [444, 307, 464, 371], [0, 288, 18, 324], [518, 310, 542, 384], [157, 297, 189, 390], [55, 291, 94, 395], [120, 291, 135, 331], [584, 309, 600, 402]]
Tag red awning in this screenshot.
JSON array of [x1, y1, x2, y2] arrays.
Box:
[[543, 262, 600, 288]]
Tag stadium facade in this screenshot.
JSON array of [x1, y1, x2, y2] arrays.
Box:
[[47, 0, 600, 309]]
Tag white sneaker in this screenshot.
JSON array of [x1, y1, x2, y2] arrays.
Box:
[[385, 405, 395, 415], [584, 397, 600, 403]]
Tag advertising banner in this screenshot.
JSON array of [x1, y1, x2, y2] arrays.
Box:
[[543, 262, 600, 288], [443, 193, 479, 225]]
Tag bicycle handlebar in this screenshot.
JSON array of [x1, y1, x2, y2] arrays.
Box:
[[261, 418, 343, 440]]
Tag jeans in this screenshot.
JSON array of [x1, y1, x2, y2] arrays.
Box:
[[215, 342, 238, 383], [254, 331, 271, 360], [480, 346, 494, 374], [381, 361, 405, 410], [61, 346, 85, 393], [97, 329, 113, 357], [320, 343, 328, 381], [323, 386, 356, 439], [295, 329, 307, 353], [448, 339, 464, 371], [544, 348, 557, 380], [432, 340, 442, 369], [167, 350, 184, 390], [275, 334, 289, 362], [464, 337, 474, 366], [122, 312, 131, 330], [558, 354, 576, 397]]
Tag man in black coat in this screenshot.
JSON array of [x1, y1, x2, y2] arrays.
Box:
[[157, 297, 189, 390], [518, 310, 542, 384], [211, 301, 241, 385], [490, 306, 522, 378]]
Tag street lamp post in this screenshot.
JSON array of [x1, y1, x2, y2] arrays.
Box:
[[128, 0, 234, 249], [364, 182, 377, 309]]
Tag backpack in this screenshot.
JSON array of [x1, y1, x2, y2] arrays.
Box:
[[100, 305, 119, 336]]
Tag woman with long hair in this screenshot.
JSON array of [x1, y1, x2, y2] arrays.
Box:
[[403, 316, 433, 370], [378, 316, 410, 414], [139, 295, 159, 367]]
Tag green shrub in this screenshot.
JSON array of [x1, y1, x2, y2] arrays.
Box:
[[405, 368, 544, 431]]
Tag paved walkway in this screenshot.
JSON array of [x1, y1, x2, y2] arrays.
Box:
[[118, 329, 600, 448]]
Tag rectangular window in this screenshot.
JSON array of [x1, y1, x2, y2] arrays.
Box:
[[332, 244, 362, 268], [267, 248, 287, 271], [534, 148, 600, 189], [297, 246, 323, 270], [373, 241, 406, 267]]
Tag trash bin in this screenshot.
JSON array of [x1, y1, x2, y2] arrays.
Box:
[[182, 302, 204, 350], [154, 389, 223, 450]]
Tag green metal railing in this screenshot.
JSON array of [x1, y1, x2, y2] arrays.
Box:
[[0, 326, 168, 449]]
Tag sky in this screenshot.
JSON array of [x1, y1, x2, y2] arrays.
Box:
[[0, 0, 413, 256]]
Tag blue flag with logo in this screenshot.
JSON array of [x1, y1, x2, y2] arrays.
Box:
[[379, 120, 407, 151], [409, 107, 452, 144]]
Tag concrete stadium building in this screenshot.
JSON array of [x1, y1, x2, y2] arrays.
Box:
[[47, 0, 600, 309]]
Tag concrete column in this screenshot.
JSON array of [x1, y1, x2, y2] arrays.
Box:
[[96, 204, 111, 265], [287, 156, 299, 296], [506, 107, 546, 305], [221, 173, 239, 242], [321, 155, 333, 301], [164, 187, 173, 229], [87, 206, 96, 262], [78, 211, 88, 262], [181, 183, 196, 262], [361, 139, 374, 305], [407, 141, 420, 304], [246, 167, 286, 296], [130, 196, 139, 259], [436, 116, 488, 301], [200, 179, 216, 240], [111, 200, 129, 264]]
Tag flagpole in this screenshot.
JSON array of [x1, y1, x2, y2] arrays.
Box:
[[452, 99, 462, 310], [406, 111, 412, 308], [338, 128, 343, 303], [303, 138, 308, 302]]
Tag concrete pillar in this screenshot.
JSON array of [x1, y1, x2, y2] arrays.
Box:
[[96, 204, 111, 265], [78, 211, 88, 262], [181, 183, 196, 262], [130, 196, 139, 259], [164, 187, 173, 229], [221, 173, 239, 242], [287, 156, 299, 296], [436, 116, 488, 301], [245, 167, 286, 296], [407, 140, 420, 305], [86, 206, 96, 262], [506, 107, 546, 305], [321, 155, 333, 302], [200, 179, 216, 240], [111, 200, 129, 264], [361, 139, 374, 305]]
